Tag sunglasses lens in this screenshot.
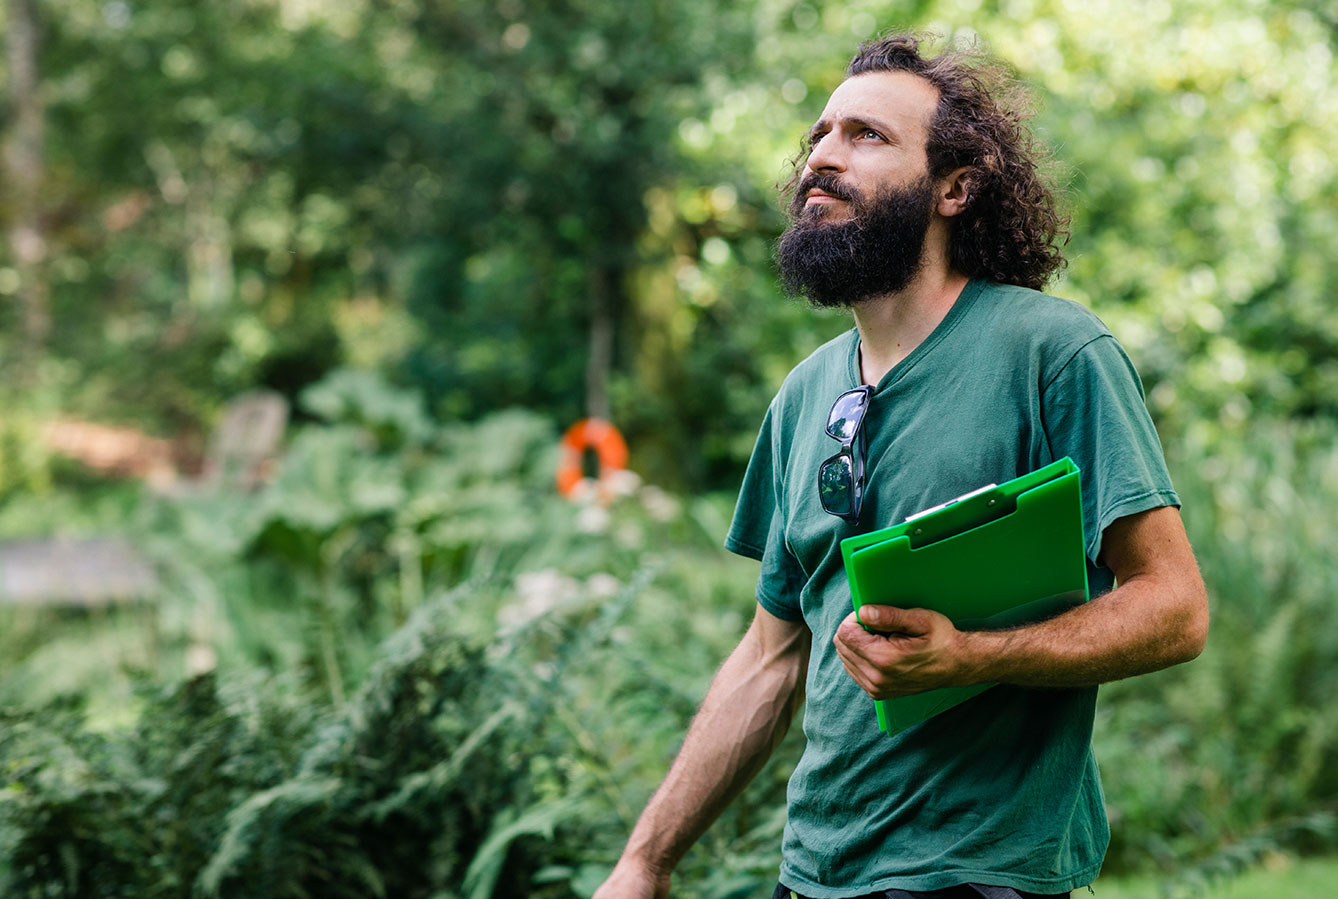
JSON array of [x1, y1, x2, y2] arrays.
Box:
[[826, 388, 870, 441], [819, 453, 855, 517]]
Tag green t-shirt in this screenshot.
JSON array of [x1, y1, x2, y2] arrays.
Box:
[[725, 279, 1179, 897]]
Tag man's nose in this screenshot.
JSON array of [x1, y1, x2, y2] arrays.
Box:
[[806, 132, 847, 174]]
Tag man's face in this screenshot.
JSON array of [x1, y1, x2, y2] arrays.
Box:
[[776, 71, 943, 307], [796, 70, 939, 220]]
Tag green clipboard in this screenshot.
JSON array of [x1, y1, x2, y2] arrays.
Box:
[[839, 457, 1090, 735]]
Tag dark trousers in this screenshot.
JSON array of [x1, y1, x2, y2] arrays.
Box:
[[772, 882, 1071, 899]]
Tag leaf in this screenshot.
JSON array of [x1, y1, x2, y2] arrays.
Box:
[[196, 776, 343, 896], [460, 796, 584, 899]]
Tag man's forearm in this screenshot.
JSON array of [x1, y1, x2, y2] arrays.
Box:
[[956, 569, 1207, 687], [834, 506, 1209, 699], [616, 610, 809, 878], [961, 504, 1209, 687]]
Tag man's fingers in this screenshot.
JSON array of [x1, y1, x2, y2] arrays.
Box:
[[834, 614, 905, 697], [836, 650, 875, 694], [858, 604, 933, 634], [835, 613, 887, 664], [835, 607, 963, 699]]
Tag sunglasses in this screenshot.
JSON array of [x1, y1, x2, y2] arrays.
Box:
[[819, 385, 873, 523]]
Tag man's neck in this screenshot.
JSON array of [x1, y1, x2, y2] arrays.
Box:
[[850, 265, 970, 386]]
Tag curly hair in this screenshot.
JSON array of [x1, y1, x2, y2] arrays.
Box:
[[787, 32, 1069, 291]]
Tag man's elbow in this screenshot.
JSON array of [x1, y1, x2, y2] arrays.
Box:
[[1172, 582, 1210, 664]]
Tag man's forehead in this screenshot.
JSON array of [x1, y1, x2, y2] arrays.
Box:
[[813, 70, 939, 137]]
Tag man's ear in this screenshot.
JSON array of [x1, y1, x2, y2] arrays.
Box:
[[936, 166, 973, 218]]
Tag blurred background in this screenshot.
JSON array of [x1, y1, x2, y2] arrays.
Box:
[[2, 0, 1337, 896]]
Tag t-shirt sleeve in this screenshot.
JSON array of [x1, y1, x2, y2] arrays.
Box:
[[1041, 334, 1180, 566], [725, 402, 808, 622]]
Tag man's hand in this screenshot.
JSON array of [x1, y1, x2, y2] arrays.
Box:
[[592, 857, 670, 899], [832, 605, 973, 699]]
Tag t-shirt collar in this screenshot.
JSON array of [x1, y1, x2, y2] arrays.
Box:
[[845, 278, 983, 393]]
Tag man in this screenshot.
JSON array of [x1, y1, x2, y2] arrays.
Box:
[[594, 32, 1208, 899]]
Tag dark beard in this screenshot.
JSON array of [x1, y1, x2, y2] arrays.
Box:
[[775, 172, 936, 308]]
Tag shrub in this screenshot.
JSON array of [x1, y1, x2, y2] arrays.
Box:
[[1096, 418, 1338, 884]]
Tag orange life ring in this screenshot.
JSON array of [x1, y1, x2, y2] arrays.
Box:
[[556, 418, 629, 498]]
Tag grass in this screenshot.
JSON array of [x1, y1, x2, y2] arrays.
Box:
[[1091, 854, 1338, 898]]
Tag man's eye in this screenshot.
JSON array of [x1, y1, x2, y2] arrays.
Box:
[[860, 129, 883, 141], [809, 131, 828, 148]]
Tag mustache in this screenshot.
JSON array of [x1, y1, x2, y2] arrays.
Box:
[[795, 173, 861, 205]]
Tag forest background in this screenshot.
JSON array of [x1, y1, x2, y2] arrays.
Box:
[[3, 0, 1338, 896]]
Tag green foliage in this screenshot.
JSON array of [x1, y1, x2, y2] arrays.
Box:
[[145, 369, 561, 697], [1094, 853, 1338, 899], [394, 0, 773, 463], [1096, 418, 1338, 887], [7, 0, 1338, 894], [1009, 0, 1338, 430], [8, 0, 1338, 488], [194, 601, 559, 899], [0, 602, 574, 899], [0, 394, 786, 896], [21, 0, 399, 422], [0, 674, 316, 898], [5, 378, 1338, 896]]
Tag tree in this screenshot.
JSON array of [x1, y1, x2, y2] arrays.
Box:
[[2, 0, 49, 353]]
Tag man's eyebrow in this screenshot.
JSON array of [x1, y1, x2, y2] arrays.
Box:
[[808, 114, 900, 141]]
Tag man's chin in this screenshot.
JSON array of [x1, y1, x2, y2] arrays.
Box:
[[806, 286, 886, 309], [780, 268, 924, 310], [778, 278, 865, 309]]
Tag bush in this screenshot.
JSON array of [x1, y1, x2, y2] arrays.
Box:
[[0, 674, 315, 898], [9, 382, 1338, 897], [0, 382, 780, 897], [1096, 418, 1338, 885], [0, 597, 574, 899], [143, 369, 565, 699]]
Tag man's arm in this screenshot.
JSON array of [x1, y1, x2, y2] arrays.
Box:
[[593, 603, 811, 899], [832, 505, 1208, 697]]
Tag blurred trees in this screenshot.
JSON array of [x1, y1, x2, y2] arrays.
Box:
[[1013, 0, 1338, 431], [3, 0, 47, 354], [13, 0, 429, 428], [2, 0, 1338, 486], [394, 0, 757, 430], [6, 3, 1338, 891]]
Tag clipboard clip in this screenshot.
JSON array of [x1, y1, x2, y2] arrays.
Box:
[[904, 483, 998, 523]]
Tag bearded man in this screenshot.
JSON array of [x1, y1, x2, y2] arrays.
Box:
[[594, 33, 1208, 899]]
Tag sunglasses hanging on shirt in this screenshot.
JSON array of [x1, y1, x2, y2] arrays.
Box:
[[819, 385, 873, 524]]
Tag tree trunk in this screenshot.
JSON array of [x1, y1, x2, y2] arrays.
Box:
[[585, 265, 614, 421], [4, 0, 49, 349]]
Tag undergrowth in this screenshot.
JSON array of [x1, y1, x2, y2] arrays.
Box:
[[3, 375, 1336, 897]]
